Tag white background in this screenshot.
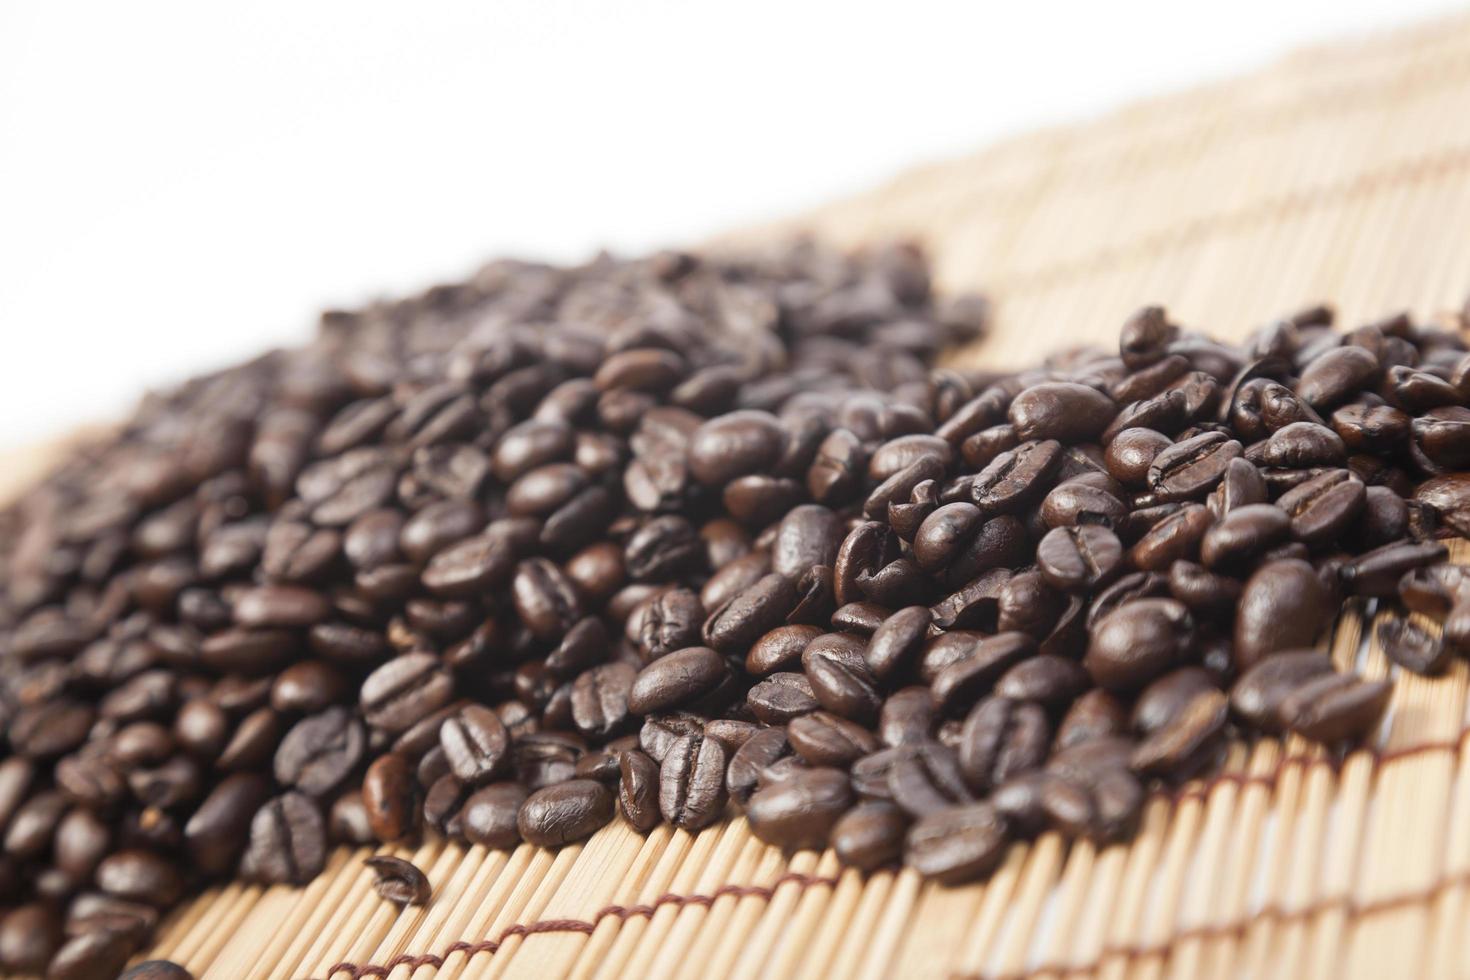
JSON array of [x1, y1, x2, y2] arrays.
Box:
[[0, 0, 1459, 450]]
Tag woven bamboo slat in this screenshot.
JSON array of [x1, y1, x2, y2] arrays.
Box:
[[11, 11, 1470, 979]]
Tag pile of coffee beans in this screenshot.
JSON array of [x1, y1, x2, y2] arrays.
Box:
[[2, 238, 1468, 977]]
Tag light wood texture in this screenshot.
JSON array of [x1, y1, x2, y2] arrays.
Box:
[[13, 11, 1470, 979]]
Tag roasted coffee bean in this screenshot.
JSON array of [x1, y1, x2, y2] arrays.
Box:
[[1008, 383, 1115, 443], [687, 411, 787, 488], [1281, 673, 1392, 743], [242, 792, 326, 885], [512, 559, 584, 641], [1130, 504, 1213, 571], [958, 696, 1049, 793], [1207, 457, 1268, 517], [461, 782, 528, 848], [120, 961, 194, 980], [904, 802, 1009, 885], [1054, 689, 1130, 750], [46, 929, 137, 980], [635, 588, 705, 661], [1298, 345, 1380, 409], [1148, 432, 1242, 500], [887, 740, 971, 817], [629, 646, 728, 715], [274, 706, 366, 797], [439, 704, 510, 785], [616, 749, 661, 832], [970, 440, 1063, 515], [516, 779, 614, 846], [804, 642, 882, 722], [184, 773, 272, 873], [1342, 540, 1448, 597], [726, 728, 791, 806], [1037, 525, 1123, 591], [365, 855, 431, 907], [746, 766, 854, 850], [746, 624, 824, 676], [830, 800, 907, 871], [1234, 559, 1332, 669], [1040, 480, 1127, 530], [421, 774, 472, 835], [1130, 689, 1227, 779], [360, 653, 454, 734], [1398, 564, 1470, 620], [703, 574, 798, 654], [994, 655, 1089, 708], [1377, 616, 1450, 675], [1229, 650, 1335, 733], [787, 711, 879, 766], [1085, 599, 1194, 692], [658, 734, 727, 831], [747, 673, 820, 725], [1197, 503, 1288, 571]]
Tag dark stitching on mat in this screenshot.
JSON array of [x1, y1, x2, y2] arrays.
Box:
[[321, 871, 840, 978]]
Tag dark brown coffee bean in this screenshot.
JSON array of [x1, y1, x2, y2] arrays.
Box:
[[877, 686, 937, 747], [658, 734, 727, 831], [1130, 688, 1227, 779], [958, 696, 1049, 794], [1297, 345, 1380, 409], [1207, 457, 1268, 517], [45, 929, 137, 980], [1229, 650, 1335, 733], [274, 706, 365, 797], [746, 766, 854, 851], [970, 440, 1063, 515], [830, 800, 907, 871], [804, 642, 882, 723], [746, 673, 820, 726], [628, 646, 728, 716], [1197, 503, 1288, 571], [439, 703, 510, 785], [787, 711, 878, 766], [688, 411, 787, 487], [512, 558, 584, 641], [1377, 616, 1450, 675], [1398, 564, 1470, 620], [120, 960, 194, 980], [1234, 559, 1331, 669], [242, 792, 326, 885], [1040, 481, 1127, 530], [746, 624, 823, 676], [1084, 598, 1194, 692], [182, 773, 271, 874], [461, 782, 528, 848], [1054, 689, 1129, 750], [1148, 432, 1242, 500], [328, 790, 376, 845], [1035, 525, 1123, 592], [516, 779, 614, 846], [616, 750, 661, 832], [1281, 673, 1392, 743], [364, 855, 431, 907], [887, 740, 971, 817], [232, 584, 331, 629], [904, 801, 1009, 885], [994, 655, 1089, 709], [1129, 503, 1213, 572], [635, 588, 705, 662], [360, 653, 454, 734], [1342, 540, 1448, 597], [726, 728, 791, 806], [1008, 383, 1115, 443], [703, 574, 798, 654]]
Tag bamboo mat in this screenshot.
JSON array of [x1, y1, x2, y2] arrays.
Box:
[[17, 10, 1470, 979]]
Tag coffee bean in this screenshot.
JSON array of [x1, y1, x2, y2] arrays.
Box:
[[703, 574, 798, 654], [904, 802, 1009, 885], [1343, 540, 1448, 597], [788, 711, 878, 766], [726, 729, 791, 807], [746, 624, 824, 676], [120, 961, 194, 980], [658, 734, 727, 831], [184, 773, 272, 874], [746, 766, 854, 850], [1229, 650, 1335, 733], [1234, 559, 1332, 669], [635, 588, 706, 661], [1085, 598, 1194, 692], [439, 704, 510, 785], [274, 706, 366, 797], [360, 653, 454, 734], [1148, 432, 1242, 500], [461, 782, 529, 848], [45, 929, 137, 980], [1130, 689, 1227, 779], [1298, 346, 1380, 409], [1376, 616, 1450, 675], [365, 855, 431, 906], [1055, 689, 1129, 750], [970, 440, 1063, 515], [512, 559, 584, 641], [96, 849, 183, 907], [687, 411, 787, 487], [1281, 673, 1392, 743], [958, 696, 1049, 793], [242, 792, 326, 885], [1130, 504, 1213, 571], [1036, 525, 1123, 591], [747, 673, 820, 726], [628, 647, 728, 716]]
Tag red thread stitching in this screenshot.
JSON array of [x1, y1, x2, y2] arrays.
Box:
[[321, 871, 840, 978]]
